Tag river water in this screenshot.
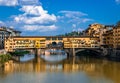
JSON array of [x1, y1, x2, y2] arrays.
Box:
[[0, 56, 120, 83]]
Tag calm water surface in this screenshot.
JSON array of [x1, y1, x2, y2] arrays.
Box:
[[0, 56, 120, 83]]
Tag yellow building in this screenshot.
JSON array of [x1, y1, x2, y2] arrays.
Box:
[[5, 36, 99, 52], [5, 36, 46, 52], [63, 36, 99, 48]]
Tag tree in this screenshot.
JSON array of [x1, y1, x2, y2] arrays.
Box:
[[116, 20, 120, 27], [0, 54, 11, 64]]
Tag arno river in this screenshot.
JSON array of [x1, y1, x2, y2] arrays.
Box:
[[0, 55, 120, 83]]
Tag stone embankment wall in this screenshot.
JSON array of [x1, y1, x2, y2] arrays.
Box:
[[102, 48, 120, 58]]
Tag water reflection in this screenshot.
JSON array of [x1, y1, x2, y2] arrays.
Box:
[[20, 54, 35, 62], [0, 56, 120, 83], [41, 49, 67, 62]]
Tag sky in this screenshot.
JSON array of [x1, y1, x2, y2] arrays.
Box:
[[0, 0, 120, 36]]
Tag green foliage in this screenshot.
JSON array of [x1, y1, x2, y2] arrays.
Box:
[[116, 20, 120, 27], [9, 51, 30, 56], [57, 31, 83, 36], [0, 54, 11, 64]]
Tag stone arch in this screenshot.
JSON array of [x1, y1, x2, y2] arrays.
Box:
[[64, 49, 71, 56], [75, 49, 86, 54], [75, 49, 101, 56]]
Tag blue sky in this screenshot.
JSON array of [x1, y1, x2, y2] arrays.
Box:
[[0, 0, 120, 36]]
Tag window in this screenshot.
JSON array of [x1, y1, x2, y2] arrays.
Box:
[[52, 37, 57, 40], [40, 40, 45, 42], [46, 37, 51, 40], [58, 37, 63, 40]]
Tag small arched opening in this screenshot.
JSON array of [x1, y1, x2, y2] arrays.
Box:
[[52, 42, 57, 47], [58, 42, 64, 47]]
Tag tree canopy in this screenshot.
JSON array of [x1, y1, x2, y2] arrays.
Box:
[[116, 21, 120, 27]]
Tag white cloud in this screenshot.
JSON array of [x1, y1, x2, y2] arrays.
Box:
[[0, 0, 40, 6], [19, 5, 47, 16], [78, 28, 84, 32], [9, 26, 14, 29], [0, 0, 56, 33], [57, 10, 93, 32], [58, 10, 92, 24], [59, 11, 87, 18], [14, 5, 57, 25], [12, 5, 57, 33], [0, 0, 93, 35], [0, 0, 18, 6], [19, 0, 40, 6], [23, 25, 57, 32], [0, 21, 5, 26], [82, 18, 93, 23], [115, 0, 120, 4], [72, 24, 76, 28]]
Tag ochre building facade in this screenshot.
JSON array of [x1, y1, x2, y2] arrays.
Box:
[[5, 36, 99, 52]]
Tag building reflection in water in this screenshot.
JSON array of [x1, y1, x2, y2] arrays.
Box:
[[0, 56, 120, 83]]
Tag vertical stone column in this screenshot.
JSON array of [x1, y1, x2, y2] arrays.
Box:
[[37, 48, 41, 56], [72, 48, 75, 57], [69, 48, 75, 57]]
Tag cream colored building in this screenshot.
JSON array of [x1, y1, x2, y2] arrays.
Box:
[[101, 25, 120, 49], [85, 23, 115, 47], [113, 26, 120, 48], [0, 27, 21, 49], [85, 23, 104, 37]]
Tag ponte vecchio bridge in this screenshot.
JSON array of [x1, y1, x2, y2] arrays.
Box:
[[5, 36, 104, 56]]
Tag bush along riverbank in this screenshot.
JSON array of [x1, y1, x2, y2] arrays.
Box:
[[9, 50, 30, 56], [0, 54, 11, 67]]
